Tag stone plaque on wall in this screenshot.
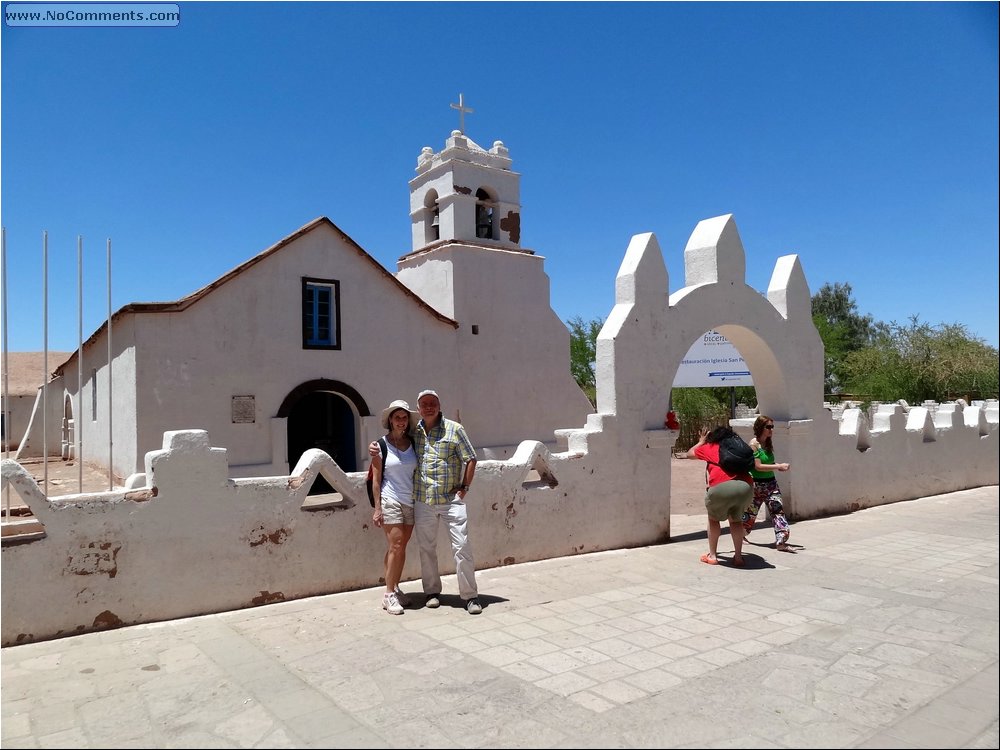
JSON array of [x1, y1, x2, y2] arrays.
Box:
[[232, 395, 255, 424]]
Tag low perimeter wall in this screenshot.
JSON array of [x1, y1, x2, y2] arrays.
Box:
[[3, 400, 999, 646]]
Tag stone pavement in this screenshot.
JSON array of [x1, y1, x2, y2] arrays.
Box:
[[1, 486, 997, 749]]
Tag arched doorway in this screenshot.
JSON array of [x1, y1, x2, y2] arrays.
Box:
[[61, 393, 74, 460], [667, 329, 758, 517], [279, 379, 371, 495]]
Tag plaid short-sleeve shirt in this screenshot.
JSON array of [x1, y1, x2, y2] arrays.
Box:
[[413, 417, 476, 505]]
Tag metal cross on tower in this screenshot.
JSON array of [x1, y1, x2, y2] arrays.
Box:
[[450, 93, 474, 134]]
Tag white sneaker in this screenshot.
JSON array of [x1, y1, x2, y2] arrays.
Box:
[[425, 595, 441, 609], [382, 592, 404, 615], [393, 586, 410, 607]]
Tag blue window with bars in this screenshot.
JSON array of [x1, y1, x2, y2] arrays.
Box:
[[302, 278, 341, 349]]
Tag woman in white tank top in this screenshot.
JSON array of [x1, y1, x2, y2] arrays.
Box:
[[372, 400, 418, 615]]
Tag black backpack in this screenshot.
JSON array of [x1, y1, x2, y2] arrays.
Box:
[[365, 437, 389, 508], [713, 433, 755, 475]]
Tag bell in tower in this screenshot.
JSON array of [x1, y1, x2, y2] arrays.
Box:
[[475, 189, 494, 240]]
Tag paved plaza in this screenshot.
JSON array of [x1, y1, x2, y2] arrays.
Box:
[[2, 485, 998, 749]]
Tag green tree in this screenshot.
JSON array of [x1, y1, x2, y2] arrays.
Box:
[[811, 282, 877, 394], [841, 317, 999, 404], [567, 316, 603, 406]]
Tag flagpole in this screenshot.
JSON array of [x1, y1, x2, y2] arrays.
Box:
[[2, 227, 10, 515], [107, 238, 113, 490], [42, 231, 50, 495], [78, 235, 84, 492]]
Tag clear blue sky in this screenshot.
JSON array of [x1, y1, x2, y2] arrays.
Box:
[[2, 1, 998, 354]]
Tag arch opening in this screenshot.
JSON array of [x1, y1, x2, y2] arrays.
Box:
[[279, 379, 370, 496], [423, 189, 440, 244], [475, 187, 495, 239]]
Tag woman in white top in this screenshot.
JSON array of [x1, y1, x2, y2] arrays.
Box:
[[371, 400, 418, 615]]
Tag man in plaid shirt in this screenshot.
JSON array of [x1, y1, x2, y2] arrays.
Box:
[[411, 389, 481, 614]]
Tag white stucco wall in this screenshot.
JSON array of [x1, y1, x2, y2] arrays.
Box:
[[17, 318, 142, 478], [1, 420, 676, 646], [758, 401, 1000, 519], [5, 392, 45, 455], [23, 325, 141, 482], [396, 244, 593, 452], [2, 392, 51, 453]]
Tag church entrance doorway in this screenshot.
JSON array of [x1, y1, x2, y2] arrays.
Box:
[[286, 391, 357, 495]]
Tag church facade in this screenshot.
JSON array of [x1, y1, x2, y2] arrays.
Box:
[[16, 130, 594, 483]]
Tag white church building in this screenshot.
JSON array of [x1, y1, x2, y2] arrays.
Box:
[[15, 129, 594, 484]]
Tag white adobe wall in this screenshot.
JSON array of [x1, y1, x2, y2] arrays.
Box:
[[1, 420, 673, 646], [397, 244, 593, 452], [757, 400, 999, 519], [8, 390, 51, 458], [1, 394, 39, 452], [22, 331, 141, 482], [3, 353, 73, 455]]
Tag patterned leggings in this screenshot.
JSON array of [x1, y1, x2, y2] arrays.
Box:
[[742, 478, 790, 546]]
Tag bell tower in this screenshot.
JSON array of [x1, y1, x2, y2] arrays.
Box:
[[407, 128, 522, 253], [394, 98, 595, 442]]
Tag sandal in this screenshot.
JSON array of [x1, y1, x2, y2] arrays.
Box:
[[700, 554, 719, 565]]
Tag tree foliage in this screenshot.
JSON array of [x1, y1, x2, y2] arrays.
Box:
[[841, 317, 999, 403], [811, 282, 877, 393], [567, 315, 602, 406]]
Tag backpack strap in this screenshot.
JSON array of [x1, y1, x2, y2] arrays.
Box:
[[378, 437, 389, 489]]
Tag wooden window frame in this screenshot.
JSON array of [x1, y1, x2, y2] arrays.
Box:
[[302, 277, 341, 350]]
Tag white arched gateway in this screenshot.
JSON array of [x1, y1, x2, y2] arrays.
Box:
[[588, 213, 994, 520]]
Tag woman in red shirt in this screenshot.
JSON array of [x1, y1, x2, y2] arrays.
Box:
[[686, 426, 753, 566]]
